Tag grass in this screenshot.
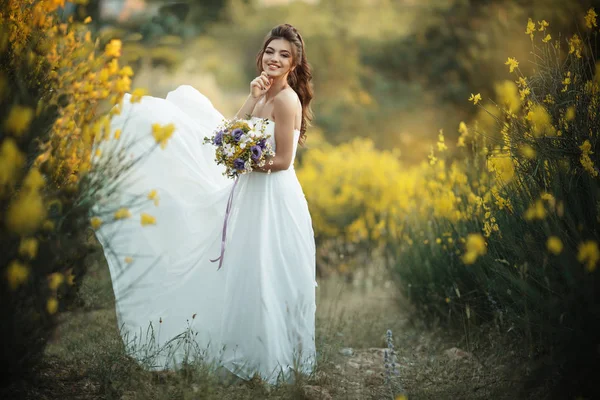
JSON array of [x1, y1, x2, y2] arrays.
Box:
[[3, 240, 545, 399]]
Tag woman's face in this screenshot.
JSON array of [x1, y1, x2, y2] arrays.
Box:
[[262, 38, 295, 78]]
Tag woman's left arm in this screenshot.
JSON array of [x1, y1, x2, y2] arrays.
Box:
[[256, 93, 297, 173]]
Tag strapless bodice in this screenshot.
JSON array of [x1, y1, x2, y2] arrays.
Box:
[[250, 116, 301, 169]]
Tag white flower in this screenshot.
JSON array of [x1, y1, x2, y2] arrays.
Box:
[[248, 129, 258, 138], [244, 160, 252, 170], [223, 143, 234, 157], [240, 142, 247, 149]]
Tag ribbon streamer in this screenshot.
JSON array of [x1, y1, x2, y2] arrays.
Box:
[[211, 176, 239, 270]]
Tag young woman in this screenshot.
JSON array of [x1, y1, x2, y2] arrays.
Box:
[[94, 24, 317, 384]]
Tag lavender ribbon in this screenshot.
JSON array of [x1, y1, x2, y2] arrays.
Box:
[[211, 176, 239, 270]]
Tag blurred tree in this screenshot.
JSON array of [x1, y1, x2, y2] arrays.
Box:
[[364, 0, 600, 108], [147, 0, 249, 34]]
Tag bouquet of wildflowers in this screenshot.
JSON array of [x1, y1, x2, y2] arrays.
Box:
[[204, 118, 275, 178]]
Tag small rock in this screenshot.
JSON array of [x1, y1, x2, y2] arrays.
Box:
[[444, 347, 472, 361], [339, 347, 354, 356], [365, 369, 375, 376], [302, 385, 332, 400], [347, 361, 360, 369]]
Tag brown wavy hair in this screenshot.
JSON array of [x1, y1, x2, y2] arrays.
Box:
[[256, 24, 314, 144]]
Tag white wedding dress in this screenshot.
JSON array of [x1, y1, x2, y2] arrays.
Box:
[[93, 85, 317, 384]]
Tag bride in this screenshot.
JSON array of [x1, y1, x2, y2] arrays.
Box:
[[94, 24, 317, 384]]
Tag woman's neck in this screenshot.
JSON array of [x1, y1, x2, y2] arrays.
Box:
[[265, 74, 289, 101]]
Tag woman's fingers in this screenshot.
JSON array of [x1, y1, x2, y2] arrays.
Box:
[[252, 73, 272, 92], [261, 76, 270, 87], [252, 79, 265, 91]]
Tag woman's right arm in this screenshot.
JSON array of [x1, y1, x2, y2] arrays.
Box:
[[233, 94, 260, 120]]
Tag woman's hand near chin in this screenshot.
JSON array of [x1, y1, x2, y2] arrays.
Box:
[[234, 72, 271, 120], [250, 71, 273, 98]]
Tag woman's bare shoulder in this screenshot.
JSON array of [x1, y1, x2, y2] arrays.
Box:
[[273, 87, 300, 111]]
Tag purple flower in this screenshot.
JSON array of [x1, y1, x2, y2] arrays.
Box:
[[213, 130, 224, 145], [233, 158, 245, 170], [231, 128, 244, 142], [250, 145, 262, 161], [258, 138, 267, 149]]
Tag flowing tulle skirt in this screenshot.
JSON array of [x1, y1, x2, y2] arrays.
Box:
[[93, 85, 317, 384]]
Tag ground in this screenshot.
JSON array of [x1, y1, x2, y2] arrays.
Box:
[[7, 246, 543, 399]]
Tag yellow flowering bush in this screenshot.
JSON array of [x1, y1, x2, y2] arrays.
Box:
[[400, 10, 600, 396], [0, 0, 156, 383], [300, 8, 600, 396]]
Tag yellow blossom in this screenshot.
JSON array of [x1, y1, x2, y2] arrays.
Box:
[[130, 88, 148, 103], [105, 39, 122, 58], [6, 190, 46, 235], [524, 200, 546, 221], [120, 66, 134, 77], [578, 241, 599, 272], [519, 86, 531, 101], [505, 57, 519, 73], [114, 208, 132, 220], [537, 20, 549, 32], [19, 238, 38, 259], [547, 236, 563, 255], [527, 104, 554, 137], [124, 256, 134, 264], [468, 93, 482, 105], [114, 129, 122, 140], [23, 168, 45, 191], [0, 138, 26, 193], [47, 297, 58, 314], [437, 130, 448, 152], [141, 213, 156, 226], [580, 140, 598, 177], [48, 272, 64, 290], [458, 121, 468, 136], [84, 16, 92, 24], [542, 34, 552, 43], [568, 34, 583, 58], [585, 8, 598, 29], [115, 76, 131, 93], [428, 147, 438, 165], [496, 80, 521, 113], [4, 105, 34, 136], [90, 216, 102, 229], [565, 106, 576, 121], [6, 261, 29, 290], [487, 154, 515, 183], [462, 233, 487, 264], [152, 123, 176, 149], [57, 267, 72, 287], [525, 18, 536, 40], [562, 71, 572, 94]]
